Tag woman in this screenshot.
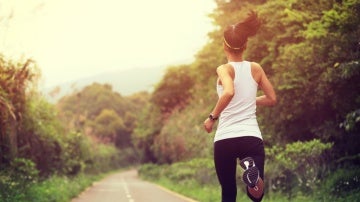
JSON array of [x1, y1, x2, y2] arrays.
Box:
[[203, 11, 276, 202]]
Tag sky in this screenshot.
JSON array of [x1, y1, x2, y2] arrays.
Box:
[[0, 0, 216, 88]]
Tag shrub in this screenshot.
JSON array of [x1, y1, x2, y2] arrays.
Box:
[[0, 158, 38, 201], [139, 158, 217, 186], [318, 167, 360, 201], [266, 139, 333, 197]]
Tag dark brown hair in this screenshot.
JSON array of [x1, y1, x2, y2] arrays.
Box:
[[223, 10, 261, 53]]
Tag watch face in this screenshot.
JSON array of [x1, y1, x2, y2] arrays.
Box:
[[209, 114, 217, 121]]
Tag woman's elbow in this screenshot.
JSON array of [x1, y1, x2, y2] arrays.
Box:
[[269, 96, 277, 106], [225, 90, 235, 98]]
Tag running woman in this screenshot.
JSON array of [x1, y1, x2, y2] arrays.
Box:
[[203, 11, 276, 202]]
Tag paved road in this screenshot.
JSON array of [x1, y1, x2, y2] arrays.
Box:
[[72, 169, 198, 202]]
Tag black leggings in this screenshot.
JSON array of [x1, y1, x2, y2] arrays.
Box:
[[214, 136, 265, 202]]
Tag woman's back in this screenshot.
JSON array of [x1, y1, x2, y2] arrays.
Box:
[[215, 61, 262, 142]]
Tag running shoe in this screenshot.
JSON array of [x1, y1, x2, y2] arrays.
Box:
[[240, 157, 259, 188]]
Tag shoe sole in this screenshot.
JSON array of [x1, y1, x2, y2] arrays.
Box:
[[243, 166, 259, 188]]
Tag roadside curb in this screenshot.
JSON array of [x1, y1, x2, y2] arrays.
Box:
[[152, 183, 199, 202]]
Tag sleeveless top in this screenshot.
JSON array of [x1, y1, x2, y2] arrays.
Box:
[[214, 61, 262, 142]]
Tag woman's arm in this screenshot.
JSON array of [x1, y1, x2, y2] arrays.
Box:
[[252, 62, 277, 106], [211, 64, 235, 116], [204, 64, 234, 133]]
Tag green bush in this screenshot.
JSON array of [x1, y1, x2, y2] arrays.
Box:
[[0, 158, 38, 202], [138, 158, 221, 202], [318, 167, 360, 201], [266, 139, 333, 196], [60, 131, 122, 175], [139, 158, 217, 186], [84, 143, 121, 173], [0, 168, 101, 202], [138, 163, 164, 180], [60, 131, 97, 175], [138, 158, 319, 202]]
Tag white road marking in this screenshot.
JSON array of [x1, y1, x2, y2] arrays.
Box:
[[121, 177, 135, 202]]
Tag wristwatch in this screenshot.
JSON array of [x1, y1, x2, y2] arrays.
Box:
[[209, 114, 218, 121]]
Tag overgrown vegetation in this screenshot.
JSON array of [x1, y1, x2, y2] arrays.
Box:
[[1, 169, 102, 202], [138, 158, 315, 202], [0, 55, 145, 200], [139, 156, 359, 202], [1, 0, 359, 201]]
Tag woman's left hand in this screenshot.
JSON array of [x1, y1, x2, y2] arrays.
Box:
[[204, 118, 215, 133]]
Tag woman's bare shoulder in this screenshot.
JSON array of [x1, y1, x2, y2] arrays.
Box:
[[217, 64, 235, 81], [217, 63, 232, 73], [250, 62, 264, 83], [250, 62, 263, 71]]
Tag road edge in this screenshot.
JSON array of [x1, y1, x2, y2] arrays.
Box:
[[151, 183, 199, 202]]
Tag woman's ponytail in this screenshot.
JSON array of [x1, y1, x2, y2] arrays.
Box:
[[234, 10, 261, 39], [223, 10, 261, 52]]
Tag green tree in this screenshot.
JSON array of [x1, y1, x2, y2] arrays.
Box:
[[91, 109, 126, 144], [254, 0, 360, 156], [151, 65, 195, 116], [57, 83, 138, 148], [0, 57, 38, 165], [132, 104, 162, 163]]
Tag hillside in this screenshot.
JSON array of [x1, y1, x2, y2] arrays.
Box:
[[43, 66, 166, 102]]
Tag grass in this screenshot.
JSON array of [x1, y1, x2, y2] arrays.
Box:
[[148, 177, 317, 202], [138, 157, 360, 202], [0, 170, 117, 202], [24, 174, 102, 202], [144, 173, 360, 202], [6, 160, 356, 202], [154, 178, 222, 202], [24, 168, 131, 202]]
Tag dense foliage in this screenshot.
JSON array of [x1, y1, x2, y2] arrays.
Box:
[[0, 53, 153, 200], [134, 0, 360, 160]]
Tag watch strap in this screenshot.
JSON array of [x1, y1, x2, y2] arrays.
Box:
[[209, 114, 218, 121]]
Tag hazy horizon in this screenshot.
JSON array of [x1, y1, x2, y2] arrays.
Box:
[[0, 0, 216, 88]]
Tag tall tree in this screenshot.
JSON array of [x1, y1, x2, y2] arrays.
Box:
[[0, 57, 37, 165]]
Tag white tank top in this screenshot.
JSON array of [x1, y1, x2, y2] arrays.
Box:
[[214, 61, 262, 142]]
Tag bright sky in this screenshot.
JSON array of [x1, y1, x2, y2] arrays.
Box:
[[0, 0, 216, 88]]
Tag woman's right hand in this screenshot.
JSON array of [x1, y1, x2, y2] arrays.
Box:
[[204, 118, 215, 133]]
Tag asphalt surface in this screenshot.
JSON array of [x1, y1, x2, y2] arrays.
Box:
[[71, 169, 198, 202]]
